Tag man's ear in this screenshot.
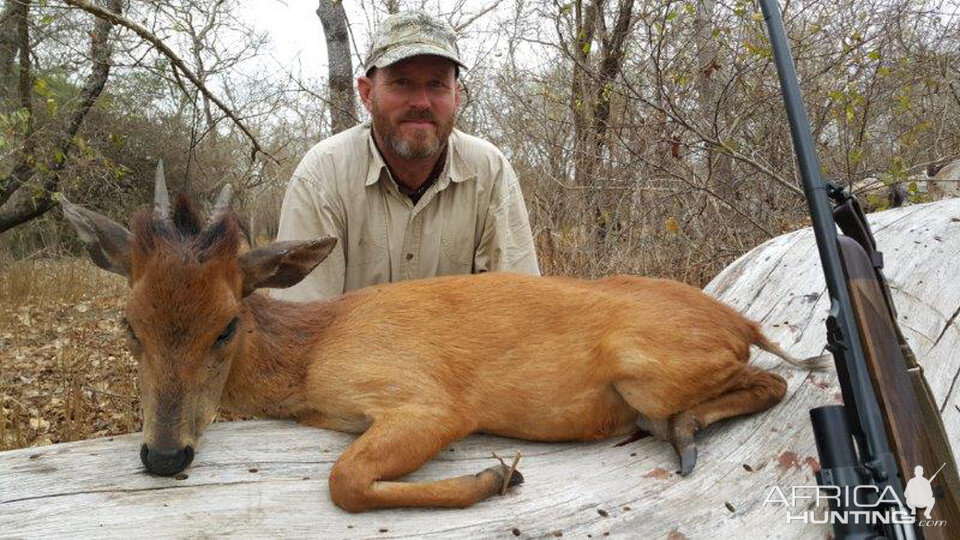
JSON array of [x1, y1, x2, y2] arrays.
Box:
[[61, 197, 133, 280], [238, 237, 337, 296], [357, 75, 374, 113]]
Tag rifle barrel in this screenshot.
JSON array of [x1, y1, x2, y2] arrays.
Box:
[[756, 0, 912, 537], [756, 0, 895, 474]]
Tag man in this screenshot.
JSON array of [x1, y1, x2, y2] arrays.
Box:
[[272, 10, 539, 302]]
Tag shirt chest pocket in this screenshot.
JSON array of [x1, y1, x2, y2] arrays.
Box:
[[439, 221, 475, 271], [346, 216, 387, 271]]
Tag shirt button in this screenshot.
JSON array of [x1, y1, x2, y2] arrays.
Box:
[[405, 253, 414, 261]]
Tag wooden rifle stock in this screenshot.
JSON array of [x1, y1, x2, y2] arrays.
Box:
[[836, 197, 960, 537]]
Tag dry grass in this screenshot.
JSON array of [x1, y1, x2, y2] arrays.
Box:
[[0, 257, 139, 451]]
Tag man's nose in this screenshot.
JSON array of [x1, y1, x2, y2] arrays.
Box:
[[407, 85, 431, 109]]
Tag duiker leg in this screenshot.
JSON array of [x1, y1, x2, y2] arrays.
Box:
[[670, 365, 787, 475], [615, 363, 786, 475], [328, 411, 523, 512]]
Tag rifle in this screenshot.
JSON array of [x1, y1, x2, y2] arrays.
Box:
[[757, 0, 960, 538]]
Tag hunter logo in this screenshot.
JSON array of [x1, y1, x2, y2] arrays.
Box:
[[763, 463, 948, 528], [904, 464, 946, 520]]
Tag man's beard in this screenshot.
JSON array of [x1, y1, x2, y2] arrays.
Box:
[[372, 105, 455, 160]]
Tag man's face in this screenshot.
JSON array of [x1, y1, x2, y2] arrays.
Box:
[[358, 55, 460, 160]]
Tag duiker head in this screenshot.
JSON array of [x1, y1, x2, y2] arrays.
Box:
[[62, 165, 335, 476]]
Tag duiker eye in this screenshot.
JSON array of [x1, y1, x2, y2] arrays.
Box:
[[122, 317, 139, 344], [214, 317, 239, 347]]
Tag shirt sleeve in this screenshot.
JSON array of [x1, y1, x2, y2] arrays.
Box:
[[269, 156, 347, 302], [474, 159, 541, 275]]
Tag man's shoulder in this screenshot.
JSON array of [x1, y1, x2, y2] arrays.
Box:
[[292, 124, 372, 192], [450, 130, 515, 189], [452, 129, 509, 164], [304, 123, 371, 161]]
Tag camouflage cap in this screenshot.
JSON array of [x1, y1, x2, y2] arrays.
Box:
[[364, 10, 465, 73]]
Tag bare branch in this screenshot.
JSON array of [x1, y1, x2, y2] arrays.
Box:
[[63, 0, 275, 163], [454, 0, 503, 32]]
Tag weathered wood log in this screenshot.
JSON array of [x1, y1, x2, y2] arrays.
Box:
[[2, 199, 958, 538]]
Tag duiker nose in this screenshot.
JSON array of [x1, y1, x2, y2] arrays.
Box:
[[140, 443, 195, 476]]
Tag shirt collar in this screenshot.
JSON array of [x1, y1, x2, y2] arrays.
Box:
[[364, 122, 475, 188]]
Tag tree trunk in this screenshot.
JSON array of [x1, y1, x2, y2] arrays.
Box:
[[591, 0, 633, 162], [0, 0, 20, 100], [316, 0, 356, 134], [570, 0, 599, 188], [0, 0, 30, 209], [586, 0, 634, 244], [694, 0, 733, 192]]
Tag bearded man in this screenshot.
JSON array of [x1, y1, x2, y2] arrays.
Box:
[[272, 10, 539, 302]]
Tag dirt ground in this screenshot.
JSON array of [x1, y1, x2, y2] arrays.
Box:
[[0, 257, 137, 450], [0, 257, 244, 451]]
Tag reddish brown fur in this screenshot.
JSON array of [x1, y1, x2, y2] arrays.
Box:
[[69, 199, 796, 513]]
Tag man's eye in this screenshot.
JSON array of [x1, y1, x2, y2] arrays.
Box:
[[214, 317, 239, 347]]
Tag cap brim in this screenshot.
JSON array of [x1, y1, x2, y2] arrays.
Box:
[[367, 43, 466, 72]]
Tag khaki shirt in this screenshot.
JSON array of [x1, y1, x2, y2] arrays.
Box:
[[270, 122, 539, 302]]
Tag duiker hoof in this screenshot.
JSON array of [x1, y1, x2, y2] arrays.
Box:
[[507, 468, 524, 487], [479, 464, 524, 489], [675, 444, 698, 476], [670, 412, 701, 476]]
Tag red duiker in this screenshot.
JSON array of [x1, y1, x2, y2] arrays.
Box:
[[61, 164, 825, 511]]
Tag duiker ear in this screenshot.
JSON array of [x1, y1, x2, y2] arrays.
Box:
[[238, 237, 337, 296], [61, 197, 132, 279]]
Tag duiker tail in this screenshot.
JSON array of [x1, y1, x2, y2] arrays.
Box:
[[755, 335, 832, 371]]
